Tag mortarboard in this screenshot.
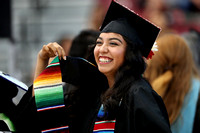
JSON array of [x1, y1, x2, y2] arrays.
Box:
[[0, 71, 28, 102], [100, 0, 160, 58], [0, 71, 28, 91]]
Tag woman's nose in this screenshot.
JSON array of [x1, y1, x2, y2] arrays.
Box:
[[99, 43, 108, 53]]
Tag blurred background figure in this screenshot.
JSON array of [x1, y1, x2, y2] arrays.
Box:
[[56, 33, 73, 56], [182, 29, 200, 75], [89, 0, 143, 30], [89, 0, 200, 36], [144, 33, 200, 133], [141, 0, 172, 35], [69, 29, 100, 58]]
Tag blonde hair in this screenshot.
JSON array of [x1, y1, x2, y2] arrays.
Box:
[[144, 33, 199, 124]]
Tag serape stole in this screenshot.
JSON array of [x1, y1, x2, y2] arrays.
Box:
[[93, 105, 115, 133], [34, 56, 69, 133]]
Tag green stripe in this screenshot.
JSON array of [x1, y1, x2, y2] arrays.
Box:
[[35, 85, 64, 109], [95, 120, 116, 124], [46, 56, 60, 68], [50, 56, 59, 64], [0, 113, 16, 131]]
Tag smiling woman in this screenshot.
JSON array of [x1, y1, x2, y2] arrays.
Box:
[[94, 33, 127, 85], [16, 1, 172, 133]]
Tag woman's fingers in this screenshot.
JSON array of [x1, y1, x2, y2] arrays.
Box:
[[39, 45, 52, 60], [45, 42, 66, 60], [47, 43, 58, 56], [61, 48, 66, 60], [56, 46, 63, 60], [52, 42, 66, 60]]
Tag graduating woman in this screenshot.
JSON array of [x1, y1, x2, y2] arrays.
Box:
[[16, 1, 171, 133]]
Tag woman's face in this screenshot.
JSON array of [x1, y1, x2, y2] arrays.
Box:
[[94, 32, 127, 77]]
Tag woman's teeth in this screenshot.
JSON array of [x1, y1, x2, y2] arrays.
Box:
[[99, 58, 112, 63]]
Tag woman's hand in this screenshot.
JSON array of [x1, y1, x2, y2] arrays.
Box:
[[39, 42, 66, 60], [33, 42, 66, 84]]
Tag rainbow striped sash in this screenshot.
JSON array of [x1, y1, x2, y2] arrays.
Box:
[[94, 104, 115, 133], [34, 56, 69, 133]]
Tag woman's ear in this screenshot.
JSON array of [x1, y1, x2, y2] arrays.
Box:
[[152, 70, 173, 97]]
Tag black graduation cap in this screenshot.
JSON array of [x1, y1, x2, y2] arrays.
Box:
[[0, 71, 28, 91], [0, 71, 28, 106], [100, 0, 160, 58]]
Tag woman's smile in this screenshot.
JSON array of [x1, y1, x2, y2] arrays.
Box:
[[99, 56, 113, 64]]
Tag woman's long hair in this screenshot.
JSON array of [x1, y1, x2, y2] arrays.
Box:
[[100, 36, 146, 119], [144, 33, 199, 124]]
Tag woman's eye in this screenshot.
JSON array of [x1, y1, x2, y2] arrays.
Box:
[[96, 41, 102, 45], [110, 42, 118, 46]]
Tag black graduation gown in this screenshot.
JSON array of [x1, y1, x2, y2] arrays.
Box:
[[0, 120, 10, 131], [15, 57, 171, 133], [115, 78, 171, 133]]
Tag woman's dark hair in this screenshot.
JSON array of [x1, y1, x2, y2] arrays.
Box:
[[100, 36, 147, 119]]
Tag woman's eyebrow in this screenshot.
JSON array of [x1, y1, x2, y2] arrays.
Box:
[[109, 38, 122, 43], [97, 37, 103, 40]]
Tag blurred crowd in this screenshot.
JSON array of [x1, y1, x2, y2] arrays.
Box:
[[88, 0, 200, 76], [89, 0, 200, 35], [1, 0, 200, 132]]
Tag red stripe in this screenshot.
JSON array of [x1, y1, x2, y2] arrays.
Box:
[[48, 62, 60, 66], [42, 66, 61, 75], [34, 66, 61, 83], [42, 125, 69, 133], [37, 104, 65, 112], [93, 121, 115, 131]]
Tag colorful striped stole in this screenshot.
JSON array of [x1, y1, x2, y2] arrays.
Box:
[[93, 120, 115, 133], [34, 56, 69, 133], [93, 104, 115, 133]]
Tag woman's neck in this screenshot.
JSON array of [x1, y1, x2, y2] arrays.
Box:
[[106, 74, 115, 88]]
